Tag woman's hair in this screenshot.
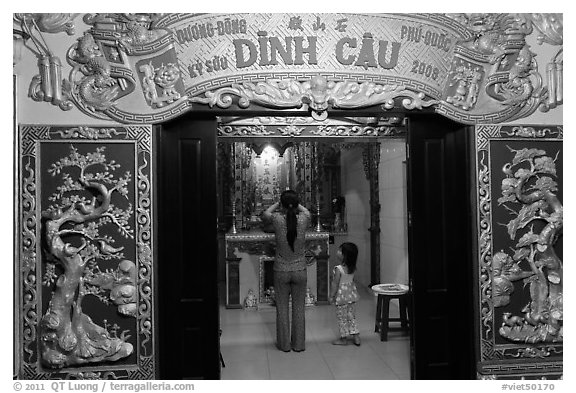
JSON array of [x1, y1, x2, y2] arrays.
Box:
[[280, 190, 299, 251], [340, 242, 358, 273]]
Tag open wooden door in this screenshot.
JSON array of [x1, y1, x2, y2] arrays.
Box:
[[406, 114, 476, 379], [156, 116, 220, 379]]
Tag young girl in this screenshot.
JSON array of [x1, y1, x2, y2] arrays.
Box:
[[330, 242, 361, 346]]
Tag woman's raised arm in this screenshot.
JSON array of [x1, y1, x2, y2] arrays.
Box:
[[263, 201, 280, 221], [298, 204, 311, 220]]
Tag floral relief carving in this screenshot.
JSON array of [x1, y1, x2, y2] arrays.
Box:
[[218, 125, 274, 137], [493, 146, 562, 344], [49, 127, 125, 140], [40, 145, 135, 367], [476, 126, 562, 378], [278, 125, 305, 136]]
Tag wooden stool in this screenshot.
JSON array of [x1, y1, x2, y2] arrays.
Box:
[[374, 291, 411, 341]]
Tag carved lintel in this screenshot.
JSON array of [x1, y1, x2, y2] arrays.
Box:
[[190, 77, 439, 115], [218, 125, 274, 137], [48, 126, 124, 140]]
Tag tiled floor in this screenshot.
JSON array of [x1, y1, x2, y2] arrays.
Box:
[[220, 287, 411, 380]]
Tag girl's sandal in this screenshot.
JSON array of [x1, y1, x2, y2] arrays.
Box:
[[331, 338, 348, 345]]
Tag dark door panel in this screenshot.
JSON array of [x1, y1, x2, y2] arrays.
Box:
[[407, 115, 476, 379], [156, 117, 219, 379]]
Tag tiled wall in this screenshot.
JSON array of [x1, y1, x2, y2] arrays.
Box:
[[338, 142, 409, 289], [378, 141, 409, 286], [339, 147, 371, 288]]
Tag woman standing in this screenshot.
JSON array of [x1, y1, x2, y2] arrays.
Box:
[[263, 190, 311, 352]]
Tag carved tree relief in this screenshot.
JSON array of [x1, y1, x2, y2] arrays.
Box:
[[493, 146, 562, 344], [40, 145, 135, 367]]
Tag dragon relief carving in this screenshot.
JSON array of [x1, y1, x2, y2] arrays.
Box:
[[64, 32, 120, 112], [493, 147, 562, 344], [116, 13, 168, 53], [492, 46, 541, 107], [40, 145, 135, 367], [443, 13, 559, 119], [454, 13, 532, 64]]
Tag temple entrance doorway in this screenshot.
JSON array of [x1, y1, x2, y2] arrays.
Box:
[[155, 112, 476, 380], [216, 115, 412, 379]]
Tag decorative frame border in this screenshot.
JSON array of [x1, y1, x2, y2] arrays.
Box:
[[218, 123, 405, 139], [17, 125, 155, 379], [475, 124, 563, 378]]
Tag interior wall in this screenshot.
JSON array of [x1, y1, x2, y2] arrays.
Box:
[[379, 141, 409, 286], [339, 147, 371, 288]]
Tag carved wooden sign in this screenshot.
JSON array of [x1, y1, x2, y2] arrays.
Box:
[[169, 14, 457, 98], [44, 13, 560, 124], [17, 125, 155, 379], [475, 125, 562, 379]]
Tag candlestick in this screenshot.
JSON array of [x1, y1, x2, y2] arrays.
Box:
[[231, 142, 238, 234], [231, 198, 238, 234], [315, 198, 322, 232]]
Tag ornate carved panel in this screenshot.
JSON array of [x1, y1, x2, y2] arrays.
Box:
[[17, 125, 155, 379], [15, 13, 562, 124], [217, 116, 405, 138], [475, 125, 562, 379]]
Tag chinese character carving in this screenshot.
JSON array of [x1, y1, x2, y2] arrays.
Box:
[[313, 16, 325, 31], [335, 18, 348, 32], [288, 16, 303, 31]]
